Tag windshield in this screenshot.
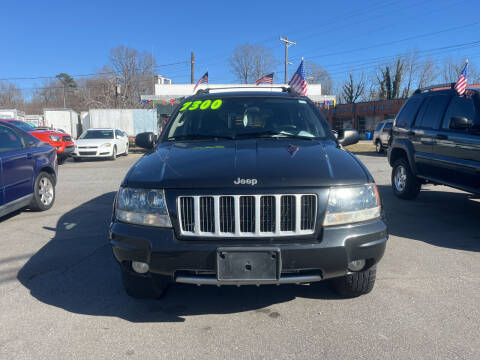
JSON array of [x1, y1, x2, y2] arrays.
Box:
[[9, 120, 34, 132], [166, 97, 328, 140], [79, 130, 114, 139]]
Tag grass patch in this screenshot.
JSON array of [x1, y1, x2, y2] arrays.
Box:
[[345, 142, 376, 153]]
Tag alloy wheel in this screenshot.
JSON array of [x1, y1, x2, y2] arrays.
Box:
[[394, 165, 407, 192], [38, 177, 54, 206]]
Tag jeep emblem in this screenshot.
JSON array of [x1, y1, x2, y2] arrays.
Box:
[[233, 177, 258, 186]]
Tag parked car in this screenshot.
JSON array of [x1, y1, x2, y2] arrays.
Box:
[[372, 120, 393, 153], [110, 88, 388, 299], [0, 121, 57, 218], [1, 120, 75, 164], [388, 83, 480, 199], [73, 128, 129, 161]]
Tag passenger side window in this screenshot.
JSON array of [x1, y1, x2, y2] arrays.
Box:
[[383, 122, 392, 132], [375, 123, 383, 131], [396, 97, 423, 128], [442, 96, 477, 131], [115, 130, 123, 138], [0, 126, 24, 153], [414, 95, 450, 129]]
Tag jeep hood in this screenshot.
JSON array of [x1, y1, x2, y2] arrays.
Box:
[[125, 139, 369, 189]]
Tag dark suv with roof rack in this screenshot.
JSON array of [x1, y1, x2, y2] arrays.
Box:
[[109, 87, 388, 299], [388, 83, 480, 199]]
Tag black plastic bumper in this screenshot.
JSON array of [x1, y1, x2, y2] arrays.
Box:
[[110, 218, 388, 284]]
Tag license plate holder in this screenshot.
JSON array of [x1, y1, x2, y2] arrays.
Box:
[[217, 248, 281, 281]]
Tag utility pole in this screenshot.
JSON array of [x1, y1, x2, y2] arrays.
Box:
[[280, 36, 296, 84], [63, 85, 66, 108], [191, 51, 195, 84], [114, 84, 121, 109]]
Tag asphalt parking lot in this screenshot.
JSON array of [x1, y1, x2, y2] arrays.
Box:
[[1, 152, 479, 360]]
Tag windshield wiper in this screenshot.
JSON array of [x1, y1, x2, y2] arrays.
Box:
[[236, 130, 316, 140], [167, 134, 234, 141]]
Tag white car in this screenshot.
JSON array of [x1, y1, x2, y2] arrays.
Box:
[[73, 128, 129, 161]]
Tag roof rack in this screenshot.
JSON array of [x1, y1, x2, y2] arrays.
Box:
[[194, 86, 293, 95], [414, 83, 480, 94]]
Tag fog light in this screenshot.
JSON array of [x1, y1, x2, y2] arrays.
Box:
[[132, 261, 149, 274], [348, 259, 366, 272]]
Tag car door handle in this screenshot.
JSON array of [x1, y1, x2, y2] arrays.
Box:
[[27, 153, 33, 159], [435, 134, 448, 140], [406, 131, 415, 136]]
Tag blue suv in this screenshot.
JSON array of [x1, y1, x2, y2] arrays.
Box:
[[0, 121, 58, 218]]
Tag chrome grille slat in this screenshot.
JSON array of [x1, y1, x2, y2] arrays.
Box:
[[178, 194, 317, 237]]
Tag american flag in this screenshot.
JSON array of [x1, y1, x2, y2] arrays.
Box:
[[255, 73, 274, 85], [193, 71, 208, 92], [454, 61, 468, 95], [288, 59, 307, 96]]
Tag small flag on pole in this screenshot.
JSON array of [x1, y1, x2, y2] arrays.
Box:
[[193, 71, 208, 92], [454, 60, 468, 95], [288, 59, 308, 96], [255, 73, 274, 85]]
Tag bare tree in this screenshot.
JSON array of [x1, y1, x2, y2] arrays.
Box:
[[229, 43, 277, 84], [375, 57, 407, 100], [104, 46, 156, 108], [416, 57, 438, 89], [33, 79, 63, 107], [305, 61, 333, 94], [339, 73, 365, 103], [0, 81, 23, 108], [441, 57, 479, 84]]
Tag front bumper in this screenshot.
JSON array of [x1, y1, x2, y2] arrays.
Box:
[[51, 141, 75, 157], [72, 148, 113, 157], [110, 218, 388, 285]]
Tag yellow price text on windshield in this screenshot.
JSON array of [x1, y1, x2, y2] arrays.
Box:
[[179, 99, 223, 111], [179, 102, 192, 111]]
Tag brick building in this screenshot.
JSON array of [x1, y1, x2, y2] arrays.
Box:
[[320, 99, 406, 135]]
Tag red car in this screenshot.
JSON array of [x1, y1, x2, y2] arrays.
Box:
[[1, 120, 75, 164]]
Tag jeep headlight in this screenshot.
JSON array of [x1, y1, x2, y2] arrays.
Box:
[[49, 135, 61, 141], [116, 188, 171, 227], [323, 184, 381, 226], [101, 143, 112, 148]]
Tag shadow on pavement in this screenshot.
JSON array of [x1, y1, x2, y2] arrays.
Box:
[[17, 192, 343, 323], [378, 185, 480, 252]]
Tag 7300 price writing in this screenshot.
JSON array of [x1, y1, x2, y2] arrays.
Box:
[[179, 99, 223, 112]]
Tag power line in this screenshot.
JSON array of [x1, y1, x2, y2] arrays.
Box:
[[290, 21, 480, 62], [0, 60, 190, 82]]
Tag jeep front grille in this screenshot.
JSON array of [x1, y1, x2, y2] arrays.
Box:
[[178, 194, 317, 237]]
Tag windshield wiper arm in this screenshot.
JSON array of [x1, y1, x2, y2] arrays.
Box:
[[167, 134, 234, 141]]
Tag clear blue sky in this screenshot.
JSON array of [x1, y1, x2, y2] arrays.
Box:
[[1, 0, 479, 94]]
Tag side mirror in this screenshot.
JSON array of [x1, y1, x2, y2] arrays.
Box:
[[135, 132, 155, 150], [338, 129, 359, 147], [450, 116, 472, 130]]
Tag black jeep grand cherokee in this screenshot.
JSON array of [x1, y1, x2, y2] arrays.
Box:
[[389, 83, 480, 199], [110, 89, 388, 298]]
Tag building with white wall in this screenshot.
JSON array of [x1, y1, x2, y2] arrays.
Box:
[[149, 83, 332, 102]]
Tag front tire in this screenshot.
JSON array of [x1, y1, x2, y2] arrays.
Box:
[[375, 140, 383, 153], [30, 172, 55, 211], [121, 266, 168, 299], [392, 158, 421, 199], [332, 266, 376, 297]]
